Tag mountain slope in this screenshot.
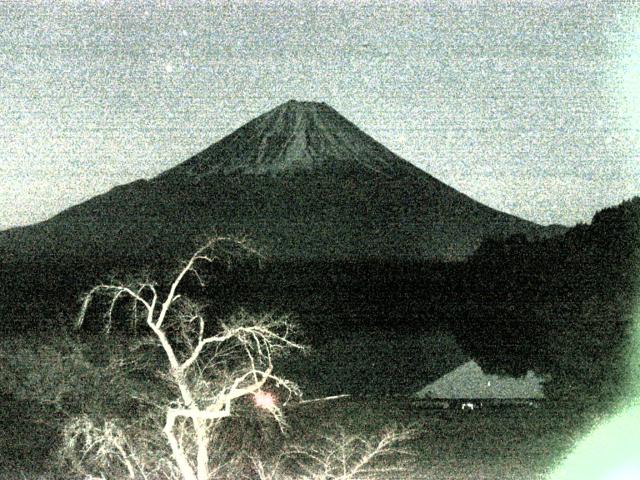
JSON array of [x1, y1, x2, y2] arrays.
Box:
[[159, 100, 426, 177], [0, 100, 557, 268]]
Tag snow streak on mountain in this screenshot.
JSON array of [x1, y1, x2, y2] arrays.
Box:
[[162, 100, 424, 178]]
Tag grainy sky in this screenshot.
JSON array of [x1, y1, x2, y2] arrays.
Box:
[[1, 0, 638, 229]]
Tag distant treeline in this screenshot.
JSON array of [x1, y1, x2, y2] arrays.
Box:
[[455, 197, 639, 399]]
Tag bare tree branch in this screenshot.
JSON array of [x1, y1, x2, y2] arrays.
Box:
[[72, 237, 303, 480], [155, 236, 257, 330]]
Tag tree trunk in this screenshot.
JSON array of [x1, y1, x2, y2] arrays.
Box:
[[195, 419, 210, 480], [164, 411, 198, 480]]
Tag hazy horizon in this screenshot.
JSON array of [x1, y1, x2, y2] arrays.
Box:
[[1, 0, 639, 229]]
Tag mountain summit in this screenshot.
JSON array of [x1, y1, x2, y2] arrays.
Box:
[[0, 101, 558, 267], [161, 100, 422, 178]]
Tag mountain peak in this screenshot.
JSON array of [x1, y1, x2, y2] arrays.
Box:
[[160, 101, 422, 178], [280, 99, 326, 109]]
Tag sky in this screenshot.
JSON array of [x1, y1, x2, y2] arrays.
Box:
[[1, 0, 639, 229]]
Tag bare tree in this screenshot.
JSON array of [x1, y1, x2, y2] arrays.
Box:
[[251, 427, 416, 480], [74, 237, 304, 480]]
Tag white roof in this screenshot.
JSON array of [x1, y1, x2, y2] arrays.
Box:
[[415, 360, 545, 399]]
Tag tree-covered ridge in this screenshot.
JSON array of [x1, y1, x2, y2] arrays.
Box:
[[474, 196, 639, 267], [460, 197, 639, 400]]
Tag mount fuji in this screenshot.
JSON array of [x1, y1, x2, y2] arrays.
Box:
[[0, 100, 557, 267]]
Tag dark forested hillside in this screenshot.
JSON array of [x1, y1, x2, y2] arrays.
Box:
[[201, 197, 639, 399], [1, 198, 636, 399], [456, 197, 639, 400]]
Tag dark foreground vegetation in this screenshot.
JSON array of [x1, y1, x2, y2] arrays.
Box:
[[0, 358, 612, 480], [0, 197, 638, 478], [4, 198, 637, 398]]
